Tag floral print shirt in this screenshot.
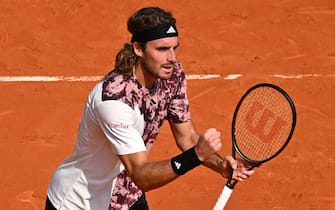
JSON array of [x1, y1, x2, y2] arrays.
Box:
[[101, 62, 191, 210]]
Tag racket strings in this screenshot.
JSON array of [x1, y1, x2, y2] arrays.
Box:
[[234, 87, 293, 162]]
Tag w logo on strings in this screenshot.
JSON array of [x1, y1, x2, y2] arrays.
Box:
[[245, 101, 288, 143]]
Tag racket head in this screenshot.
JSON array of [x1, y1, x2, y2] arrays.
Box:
[[232, 83, 297, 165]]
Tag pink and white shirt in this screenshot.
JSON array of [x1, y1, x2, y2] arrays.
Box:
[[47, 61, 190, 210]]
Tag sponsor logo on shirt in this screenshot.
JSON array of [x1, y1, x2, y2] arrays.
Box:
[[108, 123, 129, 129]]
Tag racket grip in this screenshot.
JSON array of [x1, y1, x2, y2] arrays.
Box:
[[212, 185, 233, 210]]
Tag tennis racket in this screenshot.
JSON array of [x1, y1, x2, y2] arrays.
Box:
[[212, 83, 297, 210]]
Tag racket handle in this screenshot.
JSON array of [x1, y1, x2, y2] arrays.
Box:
[[212, 185, 233, 210]]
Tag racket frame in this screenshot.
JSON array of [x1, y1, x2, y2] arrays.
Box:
[[231, 83, 297, 166], [213, 83, 297, 210]]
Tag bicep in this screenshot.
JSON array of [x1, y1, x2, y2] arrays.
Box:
[[169, 120, 200, 151]]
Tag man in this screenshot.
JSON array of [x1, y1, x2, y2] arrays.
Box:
[[45, 7, 254, 210]]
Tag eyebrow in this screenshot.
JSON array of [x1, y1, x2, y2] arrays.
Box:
[[156, 42, 180, 49]]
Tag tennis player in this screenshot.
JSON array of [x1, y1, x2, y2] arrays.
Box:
[[45, 7, 254, 210]]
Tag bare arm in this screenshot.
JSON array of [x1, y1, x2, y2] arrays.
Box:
[[118, 152, 178, 192], [169, 120, 228, 175], [118, 127, 222, 192], [169, 120, 254, 180]]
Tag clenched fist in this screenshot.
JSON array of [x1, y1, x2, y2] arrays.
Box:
[[194, 128, 222, 162]]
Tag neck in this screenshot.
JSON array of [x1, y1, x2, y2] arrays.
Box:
[[134, 63, 156, 89]]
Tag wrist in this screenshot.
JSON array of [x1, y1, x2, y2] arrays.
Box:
[[193, 146, 204, 162], [171, 146, 203, 175]]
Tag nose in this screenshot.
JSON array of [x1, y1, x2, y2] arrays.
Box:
[[167, 48, 177, 62]]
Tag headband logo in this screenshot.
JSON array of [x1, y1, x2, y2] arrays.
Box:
[[166, 26, 176, 34], [131, 24, 178, 43]]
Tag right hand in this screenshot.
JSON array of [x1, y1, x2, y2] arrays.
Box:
[[194, 128, 222, 161], [219, 156, 255, 180]]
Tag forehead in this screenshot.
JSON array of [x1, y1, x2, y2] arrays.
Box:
[[146, 36, 179, 47]]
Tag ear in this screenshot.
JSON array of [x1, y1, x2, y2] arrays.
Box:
[[133, 42, 144, 57]]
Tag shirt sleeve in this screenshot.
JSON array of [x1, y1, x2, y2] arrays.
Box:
[[167, 66, 191, 123], [94, 100, 146, 155]]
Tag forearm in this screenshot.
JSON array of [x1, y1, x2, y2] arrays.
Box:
[[202, 153, 225, 174], [130, 152, 230, 192], [120, 147, 202, 192], [171, 124, 225, 175], [173, 127, 224, 174], [131, 159, 179, 192]]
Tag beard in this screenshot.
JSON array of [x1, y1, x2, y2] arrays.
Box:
[[141, 60, 174, 81]]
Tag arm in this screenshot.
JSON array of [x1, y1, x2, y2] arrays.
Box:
[[94, 98, 223, 191], [118, 127, 222, 192], [169, 120, 254, 180], [118, 152, 178, 192], [168, 120, 228, 174]]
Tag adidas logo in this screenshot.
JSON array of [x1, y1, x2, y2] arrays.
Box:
[[166, 26, 176, 34], [173, 161, 181, 169]]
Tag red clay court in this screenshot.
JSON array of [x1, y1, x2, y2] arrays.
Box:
[[0, 1, 334, 209]]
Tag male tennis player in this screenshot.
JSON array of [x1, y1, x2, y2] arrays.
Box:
[[45, 7, 254, 210]]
